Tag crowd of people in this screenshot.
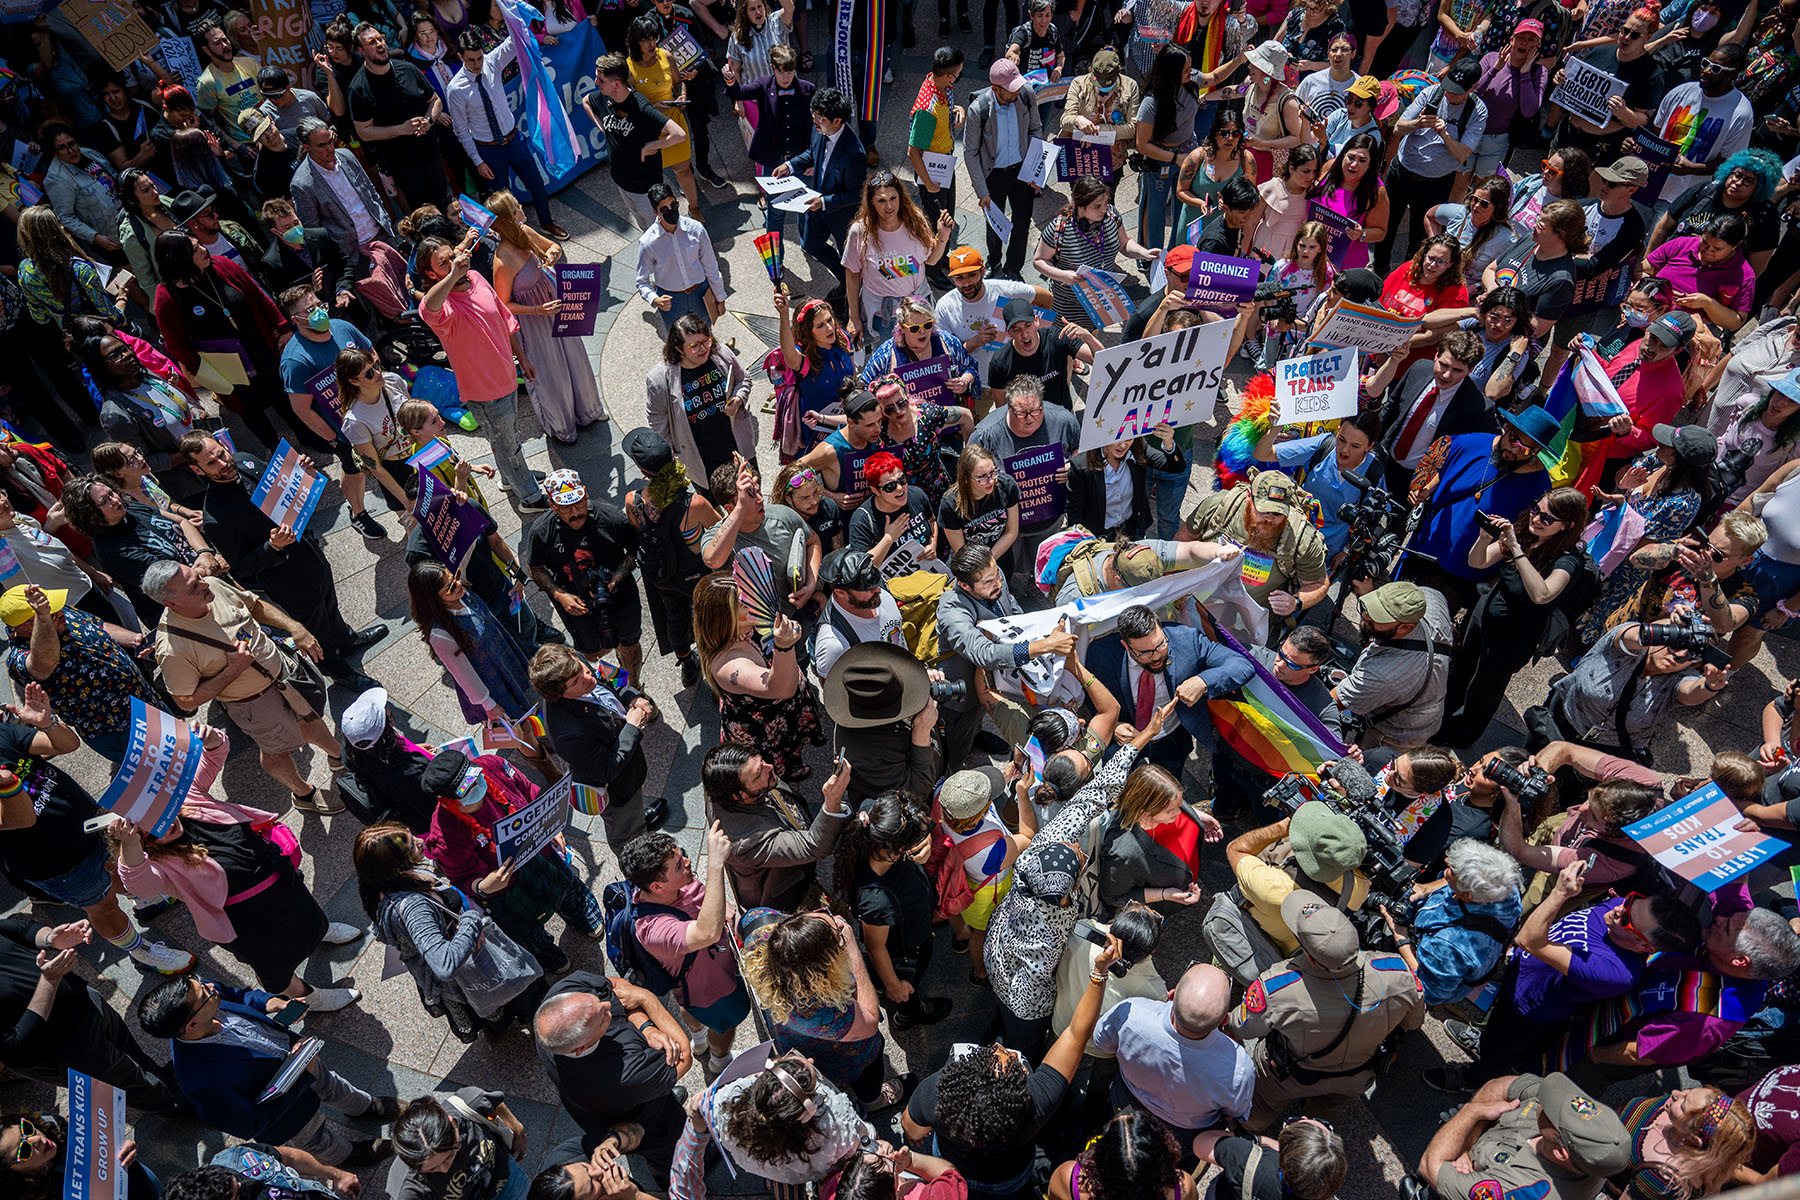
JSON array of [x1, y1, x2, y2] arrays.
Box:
[[7, 0, 1800, 1198]]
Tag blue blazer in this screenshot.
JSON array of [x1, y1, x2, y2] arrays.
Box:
[[1084, 622, 1254, 753], [785, 125, 868, 221], [168, 981, 318, 1146]]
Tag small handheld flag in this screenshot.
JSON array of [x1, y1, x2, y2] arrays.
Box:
[[457, 194, 498, 233], [407, 438, 455, 472], [754, 231, 784, 285]]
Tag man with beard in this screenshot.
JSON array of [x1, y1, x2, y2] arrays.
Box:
[[934, 247, 1051, 407], [346, 22, 450, 210], [1333, 580, 1454, 750], [526, 469, 645, 682], [813, 548, 907, 680], [1398, 406, 1557, 614], [1179, 470, 1330, 635], [985, 297, 1101, 414]]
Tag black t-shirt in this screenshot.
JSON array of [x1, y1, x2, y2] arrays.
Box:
[[854, 860, 936, 961], [1482, 548, 1585, 628], [937, 474, 1020, 550], [1667, 182, 1782, 257], [1576, 46, 1665, 116], [347, 61, 439, 166], [1581, 200, 1648, 275], [847, 487, 935, 557], [1495, 240, 1576, 322], [1210, 1136, 1284, 1200], [536, 972, 681, 1140], [802, 494, 847, 548], [0, 721, 100, 882], [525, 503, 639, 603], [907, 1062, 1069, 1185], [390, 1087, 510, 1200], [586, 89, 669, 195], [987, 329, 1085, 410], [1194, 210, 1249, 258], [89, 103, 155, 162], [680, 360, 737, 473], [1006, 21, 1063, 73]]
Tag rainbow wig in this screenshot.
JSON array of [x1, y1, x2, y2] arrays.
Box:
[[1215, 373, 1274, 491]]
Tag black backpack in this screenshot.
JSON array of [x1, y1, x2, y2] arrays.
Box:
[[1537, 547, 1602, 660], [600, 881, 698, 1000]]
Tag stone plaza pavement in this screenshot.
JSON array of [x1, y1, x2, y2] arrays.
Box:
[[6, 31, 1800, 1200]]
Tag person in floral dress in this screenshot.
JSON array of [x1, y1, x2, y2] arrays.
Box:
[[871, 374, 974, 511], [1571, 448, 1708, 649], [693, 573, 825, 781]]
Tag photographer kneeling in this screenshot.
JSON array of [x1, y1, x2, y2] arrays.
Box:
[[1523, 607, 1732, 769]]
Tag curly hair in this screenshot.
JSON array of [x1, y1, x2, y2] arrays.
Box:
[[0, 1111, 66, 1200], [935, 1045, 1036, 1149], [1713, 148, 1784, 206], [832, 792, 930, 900], [1076, 1111, 1181, 1200], [57, 474, 117, 538], [738, 911, 856, 1022], [717, 1058, 831, 1166]]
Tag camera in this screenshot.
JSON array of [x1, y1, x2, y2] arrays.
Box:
[[1261, 764, 1419, 902], [1486, 758, 1550, 806], [1254, 278, 1299, 326], [929, 679, 969, 705], [1333, 471, 1404, 589], [1641, 610, 1716, 652]]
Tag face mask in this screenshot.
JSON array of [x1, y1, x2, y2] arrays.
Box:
[[659, 206, 679, 223], [306, 306, 331, 332], [280, 224, 305, 247], [1691, 9, 1720, 32], [1624, 308, 1652, 328]]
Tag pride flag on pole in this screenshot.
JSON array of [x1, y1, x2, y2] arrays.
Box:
[[1206, 626, 1348, 779], [458, 193, 499, 233], [494, 1, 585, 176], [1072, 266, 1134, 330], [98, 699, 204, 837], [0, 541, 21, 586]]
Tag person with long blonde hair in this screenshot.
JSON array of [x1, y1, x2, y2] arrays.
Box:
[[486, 190, 609, 444], [16, 206, 114, 330], [692, 570, 824, 780], [1616, 1087, 1757, 1200]]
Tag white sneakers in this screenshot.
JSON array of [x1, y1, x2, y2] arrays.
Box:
[[321, 922, 364, 946], [305, 986, 362, 1013], [129, 940, 195, 974]]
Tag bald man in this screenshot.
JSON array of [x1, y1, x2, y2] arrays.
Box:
[[1092, 962, 1255, 1149]]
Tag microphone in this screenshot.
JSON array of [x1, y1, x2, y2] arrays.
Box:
[[1322, 758, 1376, 805], [1341, 470, 1371, 491]]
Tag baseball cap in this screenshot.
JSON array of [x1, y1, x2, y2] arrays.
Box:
[[1164, 244, 1196, 275], [1281, 891, 1360, 975], [1249, 470, 1299, 519], [1652, 422, 1718, 468], [257, 65, 291, 94], [1360, 580, 1427, 625], [1772, 365, 1800, 405], [238, 107, 273, 141], [1595, 155, 1648, 186], [1514, 17, 1545, 37], [1648, 311, 1697, 348], [545, 468, 586, 506], [0, 586, 65, 628], [1115, 543, 1167, 587], [1089, 47, 1122, 81], [1375, 80, 1401, 120], [1537, 1074, 1632, 1177], [623, 427, 675, 477], [990, 57, 1023, 90], [939, 765, 1003, 820], [1003, 297, 1037, 328], [1443, 55, 1482, 93], [340, 687, 390, 749], [947, 245, 985, 276], [1289, 800, 1366, 885], [821, 547, 880, 592], [1347, 74, 1380, 99]]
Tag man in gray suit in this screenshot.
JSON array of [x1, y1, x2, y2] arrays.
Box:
[[964, 58, 1042, 279], [290, 117, 397, 256], [935, 542, 1076, 772]]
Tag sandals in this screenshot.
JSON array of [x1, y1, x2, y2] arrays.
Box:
[[871, 1072, 915, 1112]]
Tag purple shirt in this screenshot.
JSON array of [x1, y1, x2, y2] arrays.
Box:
[[1473, 52, 1549, 128], [1644, 236, 1756, 315], [1511, 897, 1645, 1023]]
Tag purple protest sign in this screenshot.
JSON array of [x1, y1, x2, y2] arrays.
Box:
[[1004, 443, 1066, 527], [414, 467, 488, 572], [1184, 253, 1262, 314], [1629, 132, 1679, 205], [553, 263, 603, 338], [840, 444, 875, 507], [1307, 201, 1359, 270], [1054, 138, 1115, 183], [306, 363, 345, 436], [895, 355, 952, 410]]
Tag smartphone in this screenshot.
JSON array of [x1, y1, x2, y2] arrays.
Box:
[[82, 813, 121, 834], [272, 1000, 308, 1028], [1583, 852, 1598, 872], [1071, 919, 1109, 947]]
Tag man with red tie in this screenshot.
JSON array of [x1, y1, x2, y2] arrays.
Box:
[[1368, 331, 1494, 500]]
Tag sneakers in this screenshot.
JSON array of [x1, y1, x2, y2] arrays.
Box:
[[305, 985, 362, 1013], [1423, 1064, 1472, 1094], [321, 922, 364, 946], [293, 787, 346, 815], [697, 161, 727, 188], [343, 1138, 393, 1167], [129, 939, 195, 974], [348, 510, 389, 539], [1445, 1019, 1482, 1058], [518, 495, 550, 513], [891, 996, 952, 1031]]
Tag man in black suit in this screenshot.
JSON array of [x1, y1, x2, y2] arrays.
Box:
[[1368, 331, 1494, 499], [530, 643, 664, 853], [776, 86, 868, 285]]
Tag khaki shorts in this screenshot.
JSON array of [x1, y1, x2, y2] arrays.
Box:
[[222, 684, 311, 755]]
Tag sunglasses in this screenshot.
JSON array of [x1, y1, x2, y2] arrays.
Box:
[[1468, 195, 1494, 209], [359, 366, 381, 381], [1620, 26, 1648, 39], [900, 319, 936, 333], [1529, 505, 1556, 523], [881, 398, 909, 416], [875, 477, 908, 493], [1541, 158, 1563, 175], [1275, 651, 1321, 672], [1708, 544, 1728, 563], [1616, 892, 1648, 938], [786, 466, 820, 488], [9, 1119, 37, 1163]]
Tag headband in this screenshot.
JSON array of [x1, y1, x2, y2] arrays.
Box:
[[1697, 1094, 1734, 1143], [1040, 708, 1081, 751], [794, 298, 828, 328], [765, 1057, 817, 1122]]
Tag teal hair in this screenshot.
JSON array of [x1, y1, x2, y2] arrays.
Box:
[[1713, 148, 1783, 205]]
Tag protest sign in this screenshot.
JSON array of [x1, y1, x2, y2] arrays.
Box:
[[250, 0, 314, 73], [1629, 131, 1680, 202], [839, 444, 876, 506], [1019, 138, 1061, 189], [660, 24, 705, 69], [414, 468, 488, 572], [1054, 137, 1114, 183], [553, 262, 603, 337], [921, 151, 957, 187], [159, 35, 202, 93], [1307, 298, 1421, 354], [772, 186, 823, 212], [305, 363, 344, 436], [99, 700, 204, 838], [62, 0, 157, 68], [1022, 67, 1070, 102], [1274, 348, 1359, 425], [494, 774, 571, 865], [1625, 782, 1791, 891], [1071, 266, 1133, 329], [1005, 444, 1066, 525], [1184, 253, 1262, 313], [64, 1072, 127, 1200], [895, 355, 953, 410], [1078, 320, 1233, 452], [483, 705, 543, 751], [984, 201, 1014, 245], [756, 174, 808, 199], [1552, 57, 1625, 128], [251, 439, 327, 534], [1307, 201, 1360, 270]]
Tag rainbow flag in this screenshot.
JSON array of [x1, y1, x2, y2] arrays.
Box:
[[407, 438, 455, 472], [754, 231, 784, 284], [570, 782, 607, 815], [1177, 0, 1227, 100], [1206, 626, 1347, 779], [1541, 340, 1627, 476], [593, 659, 630, 690]]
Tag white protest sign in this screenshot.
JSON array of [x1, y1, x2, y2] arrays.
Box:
[[1552, 57, 1626, 127], [1307, 298, 1422, 355], [1624, 782, 1792, 891], [755, 173, 807, 197], [1077, 320, 1234, 453], [773, 187, 823, 213], [1070, 128, 1117, 144], [493, 775, 571, 866], [921, 150, 957, 187], [984, 201, 1014, 245], [1020, 137, 1060, 189], [1274, 348, 1359, 425]]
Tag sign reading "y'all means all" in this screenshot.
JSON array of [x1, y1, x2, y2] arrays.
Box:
[[1077, 320, 1235, 453]]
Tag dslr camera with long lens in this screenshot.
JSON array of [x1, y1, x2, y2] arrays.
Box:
[[1485, 758, 1551, 807], [1262, 762, 1418, 948], [1640, 610, 1732, 669], [929, 679, 968, 704]]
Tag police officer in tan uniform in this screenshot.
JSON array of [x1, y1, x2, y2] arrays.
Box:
[[1412, 1072, 1632, 1200], [1226, 891, 1427, 1130]]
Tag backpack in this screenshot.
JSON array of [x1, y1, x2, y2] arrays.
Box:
[[1040, 526, 1111, 597], [600, 880, 698, 1000], [1537, 547, 1602, 660]]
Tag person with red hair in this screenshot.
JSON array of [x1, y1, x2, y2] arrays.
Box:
[[846, 451, 940, 573]]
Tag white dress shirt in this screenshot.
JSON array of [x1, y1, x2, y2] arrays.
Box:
[[634, 214, 727, 304], [1125, 656, 1174, 740], [317, 156, 380, 244], [445, 38, 522, 159]]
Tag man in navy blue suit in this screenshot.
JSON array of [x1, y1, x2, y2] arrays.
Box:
[[1084, 603, 1255, 779], [775, 86, 868, 285], [139, 974, 398, 1167]]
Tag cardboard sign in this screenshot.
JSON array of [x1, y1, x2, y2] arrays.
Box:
[[158, 35, 202, 93], [1078, 320, 1233, 452], [1021, 67, 1069, 103], [1307, 298, 1422, 355], [250, 0, 314, 72], [493, 774, 571, 865], [63, 1072, 128, 1200], [1625, 782, 1791, 891], [920, 150, 957, 188], [1183, 253, 1262, 313], [1054, 137, 1114, 183], [1005, 443, 1065, 526], [1019, 137, 1060, 189], [305, 363, 344, 436], [62, 0, 157, 69], [895, 355, 953, 410], [1552, 57, 1626, 128], [98, 700, 204, 837], [414, 468, 488, 572], [251, 439, 327, 534], [553, 262, 602, 338], [1274, 348, 1359, 425]]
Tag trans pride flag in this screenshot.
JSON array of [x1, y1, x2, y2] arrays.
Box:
[[1206, 626, 1348, 779], [1072, 266, 1134, 330], [407, 437, 455, 472], [496, 0, 585, 177], [1540, 339, 1628, 487]]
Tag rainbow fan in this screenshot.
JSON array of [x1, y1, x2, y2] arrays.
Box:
[[754, 232, 784, 285], [733, 546, 780, 638]]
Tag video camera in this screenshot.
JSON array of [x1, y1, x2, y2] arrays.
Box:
[[1641, 610, 1732, 669], [1253, 278, 1300, 326], [1334, 470, 1404, 587], [1262, 762, 1419, 946]]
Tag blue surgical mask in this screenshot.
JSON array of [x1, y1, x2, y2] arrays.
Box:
[[279, 224, 305, 247], [1624, 308, 1652, 328], [306, 305, 331, 332]]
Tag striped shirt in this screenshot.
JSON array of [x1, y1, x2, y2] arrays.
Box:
[[1044, 206, 1124, 327]]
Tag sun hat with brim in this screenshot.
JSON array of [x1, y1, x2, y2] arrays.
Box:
[[0, 586, 66, 628], [1772, 366, 1800, 405], [822, 642, 930, 728], [1289, 800, 1366, 885], [1497, 405, 1559, 450], [1246, 41, 1288, 75], [940, 766, 1004, 820], [169, 187, 218, 225]]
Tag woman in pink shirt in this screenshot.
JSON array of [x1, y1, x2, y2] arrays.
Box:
[[1597, 312, 1699, 478], [1643, 214, 1757, 336]]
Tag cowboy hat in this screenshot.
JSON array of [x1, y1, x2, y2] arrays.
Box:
[[822, 642, 930, 728]]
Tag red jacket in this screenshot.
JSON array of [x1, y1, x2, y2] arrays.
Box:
[[152, 256, 289, 375]]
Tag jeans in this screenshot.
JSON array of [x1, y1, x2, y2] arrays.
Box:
[[1137, 159, 1179, 250], [477, 135, 555, 227], [983, 164, 1037, 276], [1148, 463, 1190, 538], [657, 283, 713, 336], [289, 1068, 376, 1163], [475, 390, 545, 505], [983, 0, 1019, 49]]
